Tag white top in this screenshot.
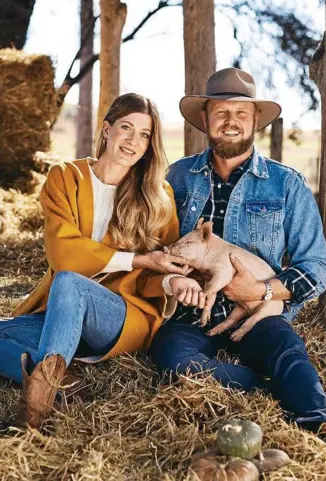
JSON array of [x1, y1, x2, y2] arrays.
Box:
[[89, 163, 135, 273]]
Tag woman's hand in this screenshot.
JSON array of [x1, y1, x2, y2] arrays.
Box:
[[170, 276, 206, 308], [133, 250, 190, 275]]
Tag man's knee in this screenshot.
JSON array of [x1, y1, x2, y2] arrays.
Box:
[[150, 323, 213, 373], [251, 315, 305, 349]]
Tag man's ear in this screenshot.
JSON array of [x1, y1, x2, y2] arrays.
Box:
[[253, 106, 261, 131], [201, 221, 213, 242], [201, 110, 208, 131]]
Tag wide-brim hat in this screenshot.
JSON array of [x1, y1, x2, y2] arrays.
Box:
[[179, 68, 281, 132]]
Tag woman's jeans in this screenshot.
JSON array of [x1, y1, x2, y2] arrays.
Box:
[[0, 271, 126, 384], [150, 316, 326, 430]]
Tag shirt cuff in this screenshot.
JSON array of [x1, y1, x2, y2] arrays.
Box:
[[276, 266, 318, 304], [162, 274, 185, 295], [100, 252, 135, 274]]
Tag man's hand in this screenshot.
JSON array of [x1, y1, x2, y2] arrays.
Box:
[[170, 276, 206, 308], [223, 255, 265, 302], [133, 251, 189, 275]]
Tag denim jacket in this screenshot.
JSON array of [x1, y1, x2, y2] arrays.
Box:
[[166, 147, 326, 321]]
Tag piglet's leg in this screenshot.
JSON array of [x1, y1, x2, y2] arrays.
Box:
[[197, 294, 216, 327], [206, 304, 246, 336], [203, 274, 228, 297], [197, 274, 230, 327]]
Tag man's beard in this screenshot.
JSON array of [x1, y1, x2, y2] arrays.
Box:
[[207, 124, 255, 159]]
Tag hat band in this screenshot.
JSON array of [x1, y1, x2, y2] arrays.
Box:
[[209, 91, 253, 98]]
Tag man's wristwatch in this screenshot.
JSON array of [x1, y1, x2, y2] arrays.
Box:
[[262, 280, 273, 301]]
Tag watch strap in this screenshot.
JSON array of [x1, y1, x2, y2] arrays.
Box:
[[262, 280, 273, 300]]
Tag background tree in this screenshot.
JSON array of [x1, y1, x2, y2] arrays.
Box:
[[96, 0, 127, 131], [51, 1, 323, 130], [76, 0, 94, 158], [310, 10, 326, 317], [183, 0, 215, 155], [0, 0, 36, 49]]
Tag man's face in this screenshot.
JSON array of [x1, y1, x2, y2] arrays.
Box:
[[203, 100, 259, 159]]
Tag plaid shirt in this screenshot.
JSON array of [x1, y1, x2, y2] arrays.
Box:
[[172, 152, 317, 327]]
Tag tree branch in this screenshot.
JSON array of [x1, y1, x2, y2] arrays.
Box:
[[57, 0, 180, 109], [65, 13, 100, 81]]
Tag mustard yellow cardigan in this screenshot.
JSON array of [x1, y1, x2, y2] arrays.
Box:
[[12, 159, 179, 361]]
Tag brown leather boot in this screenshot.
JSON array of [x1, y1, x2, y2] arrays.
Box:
[[15, 352, 67, 430]]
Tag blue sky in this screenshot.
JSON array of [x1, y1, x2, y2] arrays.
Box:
[[25, 0, 324, 128]]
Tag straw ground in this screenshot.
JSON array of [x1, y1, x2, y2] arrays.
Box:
[[0, 180, 325, 481]]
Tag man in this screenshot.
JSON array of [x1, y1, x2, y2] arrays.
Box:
[[150, 67, 326, 434]]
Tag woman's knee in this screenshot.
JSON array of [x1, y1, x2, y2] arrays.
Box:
[[50, 271, 86, 299], [52, 271, 82, 288]]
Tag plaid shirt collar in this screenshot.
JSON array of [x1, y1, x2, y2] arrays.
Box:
[[207, 150, 253, 176]]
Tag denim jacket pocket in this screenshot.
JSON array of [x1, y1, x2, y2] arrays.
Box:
[[246, 201, 284, 262]]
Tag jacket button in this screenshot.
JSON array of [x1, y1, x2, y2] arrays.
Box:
[[204, 171, 208, 176], [191, 206, 196, 211]]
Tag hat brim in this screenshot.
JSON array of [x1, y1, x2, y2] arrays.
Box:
[[179, 95, 282, 132]]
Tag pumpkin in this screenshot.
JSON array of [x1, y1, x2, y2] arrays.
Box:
[[188, 453, 259, 481], [252, 448, 290, 473], [216, 420, 262, 460]]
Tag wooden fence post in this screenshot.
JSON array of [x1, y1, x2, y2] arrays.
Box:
[[270, 117, 283, 162]]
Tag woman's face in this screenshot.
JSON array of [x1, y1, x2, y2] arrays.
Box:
[[103, 112, 153, 167]]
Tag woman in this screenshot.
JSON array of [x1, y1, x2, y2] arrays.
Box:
[[0, 93, 193, 431]]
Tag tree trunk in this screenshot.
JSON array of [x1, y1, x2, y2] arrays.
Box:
[[0, 0, 36, 49], [76, 0, 94, 159], [270, 117, 283, 162], [97, 0, 127, 133], [183, 0, 216, 156], [310, 30, 326, 319]]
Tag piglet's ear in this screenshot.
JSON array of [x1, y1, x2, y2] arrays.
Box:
[[201, 221, 213, 242], [196, 217, 205, 230], [163, 246, 170, 254]]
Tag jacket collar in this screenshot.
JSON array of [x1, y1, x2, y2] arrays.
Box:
[[189, 146, 269, 178]]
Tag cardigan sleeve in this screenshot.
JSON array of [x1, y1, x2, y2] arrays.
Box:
[[40, 165, 117, 277]]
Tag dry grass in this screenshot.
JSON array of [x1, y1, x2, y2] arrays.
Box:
[[0, 181, 325, 480]]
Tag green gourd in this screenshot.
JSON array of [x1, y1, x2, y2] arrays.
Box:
[[216, 419, 263, 460]]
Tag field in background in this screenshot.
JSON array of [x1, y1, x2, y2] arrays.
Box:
[[52, 104, 321, 192]]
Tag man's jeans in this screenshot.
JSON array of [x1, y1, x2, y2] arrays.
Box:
[[150, 316, 326, 430], [0, 271, 126, 384]]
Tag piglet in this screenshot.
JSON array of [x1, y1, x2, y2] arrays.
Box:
[[164, 218, 283, 335]]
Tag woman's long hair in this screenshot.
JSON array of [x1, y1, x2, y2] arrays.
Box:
[[95, 93, 172, 253]]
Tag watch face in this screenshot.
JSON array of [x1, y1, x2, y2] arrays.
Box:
[[264, 291, 273, 301]]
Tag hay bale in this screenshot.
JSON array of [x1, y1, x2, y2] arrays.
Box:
[[0, 49, 57, 189]]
